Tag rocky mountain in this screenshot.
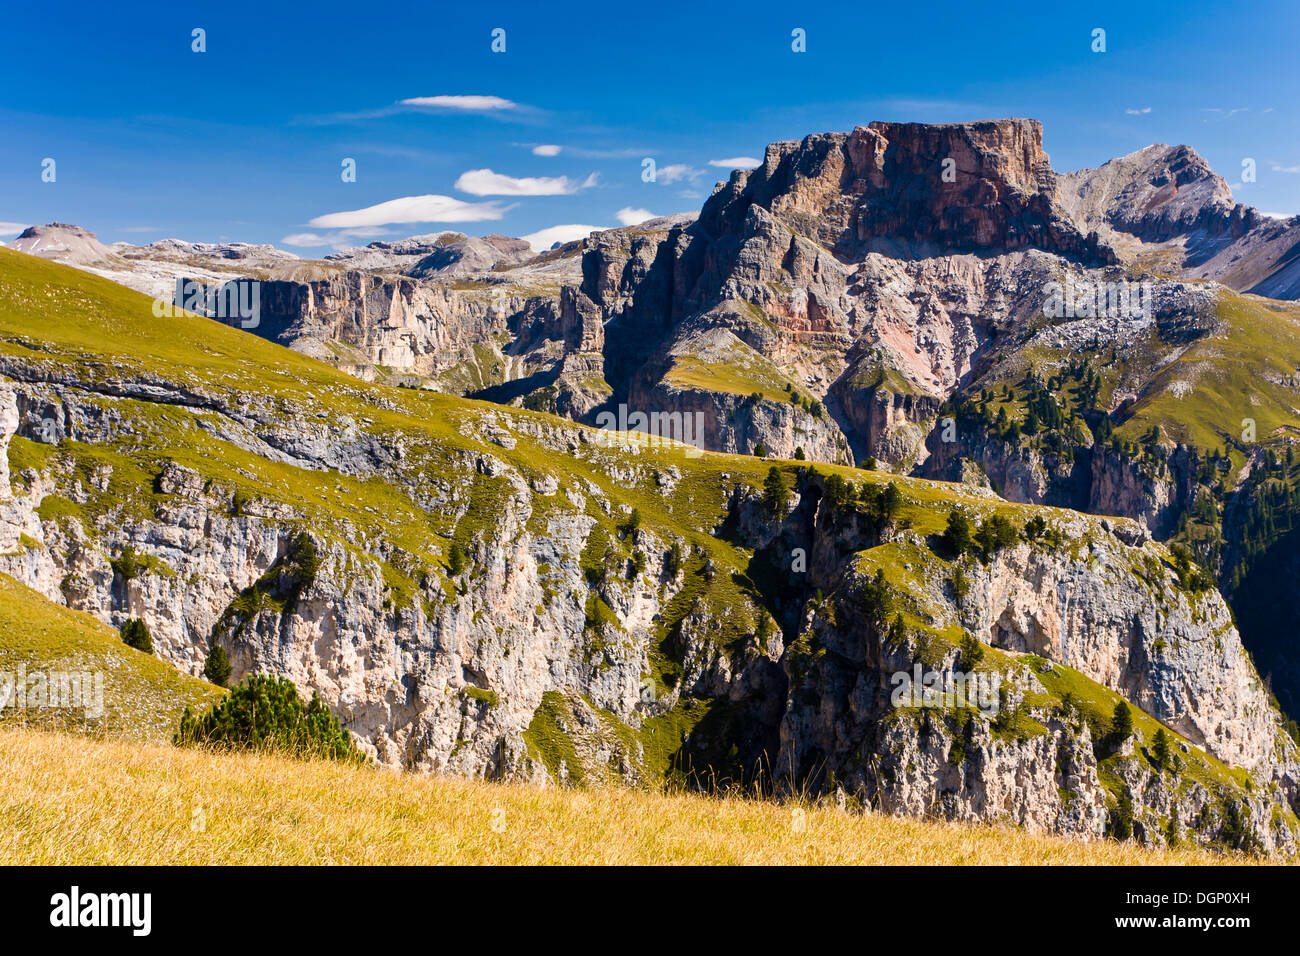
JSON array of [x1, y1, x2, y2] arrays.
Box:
[[1, 246, 1299, 854], [1059, 143, 1300, 299], [9, 223, 125, 269]]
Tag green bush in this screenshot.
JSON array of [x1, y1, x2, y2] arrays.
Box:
[[120, 618, 153, 654], [110, 545, 144, 582], [175, 674, 364, 763]]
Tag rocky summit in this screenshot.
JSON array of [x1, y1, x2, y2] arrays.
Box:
[[5, 117, 1300, 857]]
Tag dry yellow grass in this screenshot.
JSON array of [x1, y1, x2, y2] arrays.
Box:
[[0, 726, 1248, 865]]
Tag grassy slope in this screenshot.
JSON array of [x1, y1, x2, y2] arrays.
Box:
[[977, 291, 1300, 467], [0, 574, 222, 741], [0, 726, 1241, 865]]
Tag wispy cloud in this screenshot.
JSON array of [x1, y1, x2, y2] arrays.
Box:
[[655, 164, 705, 185], [516, 143, 648, 159], [1270, 164, 1300, 174], [520, 224, 605, 252], [296, 95, 535, 126], [280, 225, 408, 250], [1125, 107, 1152, 115], [308, 195, 506, 229], [454, 168, 597, 196], [0, 222, 30, 235], [1201, 107, 1250, 119], [616, 207, 657, 226], [398, 95, 517, 111], [708, 156, 761, 169], [280, 233, 334, 247]]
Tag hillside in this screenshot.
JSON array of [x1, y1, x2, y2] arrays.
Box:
[[0, 573, 221, 740], [1, 239, 1298, 854], [0, 727, 1240, 865]]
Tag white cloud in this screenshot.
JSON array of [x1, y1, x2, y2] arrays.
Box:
[[655, 164, 704, 184], [708, 156, 762, 169], [455, 168, 593, 196], [308, 195, 505, 229], [1271, 164, 1300, 174], [616, 207, 657, 226], [280, 233, 332, 247], [532, 144, 562, 156], [1261, 211, 1298, 220], [0, 222, 29, 235], [398, 95, 517, 111], [1125, 107, 1152, 115], [520, 224, 604, 252]]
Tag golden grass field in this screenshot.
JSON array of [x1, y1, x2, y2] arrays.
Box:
[[0, 726, 1248, 865]]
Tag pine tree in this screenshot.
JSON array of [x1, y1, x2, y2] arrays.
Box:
[[762, 466, 789, 516], [942, 509, 974, 556], [204, 645, 232, 687], [1111, 700, 1133, 743], [1152, 727, 1170, 772], [879, 482, 902, 523]]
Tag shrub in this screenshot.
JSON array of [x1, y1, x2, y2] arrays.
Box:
[[110, 545, 144, 582], [1023, 515, 1048, 540], [976, 514, 1019, 555], [175, 674, 365, 763], [120, 618, 153, 654], [753, 442, 768, 458], [204, 645, 232, 687], [793, 446, 806, 461]]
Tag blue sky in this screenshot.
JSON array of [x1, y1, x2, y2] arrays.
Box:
[[2, 0, 1297, 252]]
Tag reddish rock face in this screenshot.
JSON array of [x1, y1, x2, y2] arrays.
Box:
[[701, 118, 1116, 265]]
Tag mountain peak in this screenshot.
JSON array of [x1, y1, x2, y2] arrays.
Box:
[[699, 117, 1115, 265]]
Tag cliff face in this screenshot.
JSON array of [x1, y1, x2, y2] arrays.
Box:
[[701, 120, 1115, 263], [2, 323, 1297, 850], [745, 477, 1299, 852]]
